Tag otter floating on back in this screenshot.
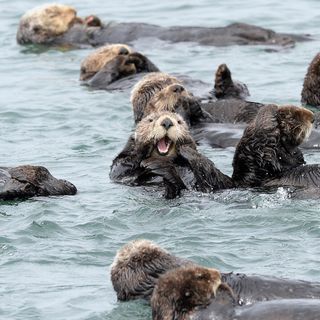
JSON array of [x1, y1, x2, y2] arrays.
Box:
[[151, 265, 320, 320], [0, 165, 77, 200], [109, 111, 233, 198], [17, 4, 310, 48], [111, 239, 320, 305]]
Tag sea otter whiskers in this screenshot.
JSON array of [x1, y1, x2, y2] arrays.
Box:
[[110, 112, 233, 198]]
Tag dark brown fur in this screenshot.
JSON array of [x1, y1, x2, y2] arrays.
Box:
[[111, 240, 194, 301], [214, 64, 249, 100], [0, 165, 77, 200], [232, 105, 313, 187], [301, 52, 320, 107], [110, 112, 233, 198], [151, 266, 222, 320]]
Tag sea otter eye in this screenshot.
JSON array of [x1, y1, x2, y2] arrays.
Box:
[[177, 120, 182, 124], [149, 118, 153, 123]]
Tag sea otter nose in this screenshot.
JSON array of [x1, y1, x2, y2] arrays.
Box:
[[161, 118, 174, 130], [171, 84, 185, 93], [119, 47, 129, 55]]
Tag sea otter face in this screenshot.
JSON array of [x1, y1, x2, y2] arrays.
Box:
[[17, 4, 78, 44], [131, 73, 181, 122], [151, 266, 221, 320], [145, 84, 190, 114], [80, 44, 133, 81], [135, 112, 191, 157], [277, 106, 314, 146]]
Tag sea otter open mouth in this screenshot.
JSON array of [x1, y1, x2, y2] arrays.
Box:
[[156, 137, 172, 155]]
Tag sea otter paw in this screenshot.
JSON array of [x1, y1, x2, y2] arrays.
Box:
[[178, 145, 198, 164], [164, 182, 182, 199]]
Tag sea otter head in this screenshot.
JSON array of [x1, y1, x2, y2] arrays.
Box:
[[111, 239, 192, 301], [277, 105, 314, 146], [151, 266, 221, 320], [80, 44, 133, 81], [135, 112, 195, 158], [17, 4, 81, 44], [144, 83, 191, 117], [131, 73, 181, 123]]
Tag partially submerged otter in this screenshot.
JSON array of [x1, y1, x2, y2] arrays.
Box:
[[111, 240, 320, 305], [80, 45, 159, 89], [17, 4, 310, 47], [131, 70, 259, 126], [0, 165, 77, 200], [16, 4, 103, 46], [301, 52, 320, 108], [232, 104, 314, 187], [151, 266, 320, 320], [109, 112, 233, 198]]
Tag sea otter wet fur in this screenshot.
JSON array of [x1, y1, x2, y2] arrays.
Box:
[[109, 112, 233, 198], [151, 266, 320, 320], [232, 104, 314, 187]]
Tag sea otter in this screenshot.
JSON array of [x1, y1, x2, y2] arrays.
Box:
[[17, 4, 310, 47], [16, 4, 103, 46], [301, 52, 320, 108], [0, 165, 77, 200], [111, 239, 320, 304], [131, 70, 257, 126], [80, 45, 159, 89], [109, 111, 233, 198], [151, 266, 320, 320], [232, 104, 314, 187], [80, 44, 133, 81]]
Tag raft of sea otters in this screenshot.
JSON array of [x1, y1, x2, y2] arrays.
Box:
[[10, 3, 320, 318]]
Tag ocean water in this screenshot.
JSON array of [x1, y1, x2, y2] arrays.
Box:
[[1, 0, 320, 319]]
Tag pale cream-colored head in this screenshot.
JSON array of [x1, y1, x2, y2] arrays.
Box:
[[130, 72, 182, 123], [111, 239, 164, 270], [135, 111, 191, 157], [144, 83, 190, 115], [17, 4, 77, 44], [80, 44, 133, 80]]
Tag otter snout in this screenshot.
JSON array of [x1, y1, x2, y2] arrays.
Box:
[[161, 118, 174, 130], [171, 84, 185, 93]]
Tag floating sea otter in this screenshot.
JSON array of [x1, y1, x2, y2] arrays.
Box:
[[109, 112, 233, 198], [17, 4, 310, 47], [232, 104, 315, 188], [80, 44, 159, 90], [111, 240, 320, 304], [151, 265, 320, 320], [131, 69, 256, 125], [0, 165, 77, 200]]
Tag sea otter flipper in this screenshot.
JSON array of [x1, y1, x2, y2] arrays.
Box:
[[179, 145, 234, 191], [141, 157, 186, 199], [126, 52, 160, 73], [265, 164, 320, 188], [214, 63, 250, 100], [110, 136, 150, 184]]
